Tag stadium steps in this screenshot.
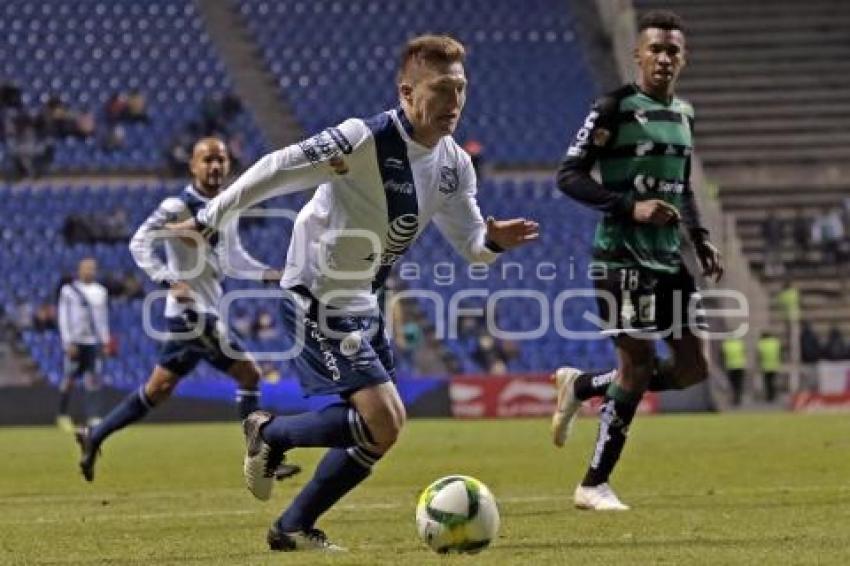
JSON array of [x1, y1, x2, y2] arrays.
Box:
[[196, 0, 303, 148]]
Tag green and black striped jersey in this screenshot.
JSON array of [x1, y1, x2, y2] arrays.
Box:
[[556, 83, 707, 273]]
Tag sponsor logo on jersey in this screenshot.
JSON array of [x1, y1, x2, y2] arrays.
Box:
[[438, 166, 459, 195], [384, 157, 404, 170], [635, 140, 654, 157], [303, 316, 341, 381], [566, 110, 599, 157], [365, 213, 419, 266], [384, 179, 414, 195], [633, 175, 685, 195]]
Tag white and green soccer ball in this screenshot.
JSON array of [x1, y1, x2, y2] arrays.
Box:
[[415, 475, 500, 554]]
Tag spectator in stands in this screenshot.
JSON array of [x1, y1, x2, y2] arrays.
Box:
[[126, 90, 149, 123], [761, 212, 784, 276], [253, 310, 279, 342], [105, 93, 129, 124], [166, 127, 195, 176], [792, 210, 812, 267], [823, 325, 847, 361], [62, 209, 131, 245], [232, 306, 253, 339], [0, 81, 23, 113], [33, 303, 58, 332], [757, 332, 782, 402], [800, 321, 821, 364], [721, 336, 747, 405], [120, 273, 144, 301], [414, 327, 450, 375], [40, 93, 95, 139], [13, 295, 34, 330], [473, 335, 508, 375], [812, 207, 844, 265], [102, 208, 130, 242], [6, 113, 53, 179], [227, 133, 246, 173]]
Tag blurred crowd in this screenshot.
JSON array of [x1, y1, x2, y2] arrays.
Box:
[[7, 271, 144, 335], [761, 199, 850, 276], [0, 80, 248, 179]]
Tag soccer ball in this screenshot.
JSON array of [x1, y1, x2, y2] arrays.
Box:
[[415, 475, 500, 554]]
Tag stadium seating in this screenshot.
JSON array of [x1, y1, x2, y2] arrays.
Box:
[[3, 180, 615, 389], [0, 0, 267, 171], [235, 0, 597, 164]]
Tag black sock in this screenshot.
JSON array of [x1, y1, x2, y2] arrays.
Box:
[[90, 386, 155, 448], [581, 383, 641, 487], [573, 369, 618, 401], [648, 357, 679, 392], [236, 388, 261, 420]]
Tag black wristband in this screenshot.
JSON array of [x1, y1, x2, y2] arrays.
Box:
[[484, 238, 505, 253]]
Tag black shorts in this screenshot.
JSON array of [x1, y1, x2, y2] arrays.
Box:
[[592, 266, 707, 339], [64, 344, 102, 378]]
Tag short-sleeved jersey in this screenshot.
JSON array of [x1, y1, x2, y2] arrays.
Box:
[[561, 84, 696, 273]]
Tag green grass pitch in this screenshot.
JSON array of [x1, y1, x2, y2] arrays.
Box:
[[1, 413, 848, 565]]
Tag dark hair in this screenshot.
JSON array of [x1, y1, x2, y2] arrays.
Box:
[[638, 10, 685, 33], [397, 34, 466, 83]]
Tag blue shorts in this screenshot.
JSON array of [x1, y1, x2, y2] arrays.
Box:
[[157, 312, 246, 377], [64, 344, 102, 378], [280, 290, 394, 398]]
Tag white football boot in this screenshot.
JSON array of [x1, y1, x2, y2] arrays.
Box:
[[551, 367, 583, 447], [242, 411, 280, 501], [574, 483, 630, 511]]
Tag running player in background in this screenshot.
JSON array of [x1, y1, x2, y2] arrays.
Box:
[[74, 137, 300, 482], [56, 257, 110, 431], [171, 35, 538, 552], [551, 10, 723, 510]]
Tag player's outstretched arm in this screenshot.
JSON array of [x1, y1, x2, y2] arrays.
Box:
[[170, 120, 369, 235]]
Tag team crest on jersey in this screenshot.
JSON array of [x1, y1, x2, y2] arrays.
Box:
[[592, 128, 611, 147], [634, 109, 649, 125], [438, 166, 459, 195]]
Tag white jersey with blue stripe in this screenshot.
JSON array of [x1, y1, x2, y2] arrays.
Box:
[[130, 185, 271, 318], [196, 107, 501, 314]]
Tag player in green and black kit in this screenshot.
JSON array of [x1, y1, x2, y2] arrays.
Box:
[[550, 10, 723, 510]]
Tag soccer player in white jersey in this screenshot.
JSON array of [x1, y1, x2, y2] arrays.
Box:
[[57, 257, 110, 431], [170, 35, 539, 552], [75, 138, 300, 482]]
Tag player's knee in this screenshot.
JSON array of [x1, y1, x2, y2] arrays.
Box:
[[146, 376, 178, 403], [363, 405, 404, 454], [234, 363, 261, 389]]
